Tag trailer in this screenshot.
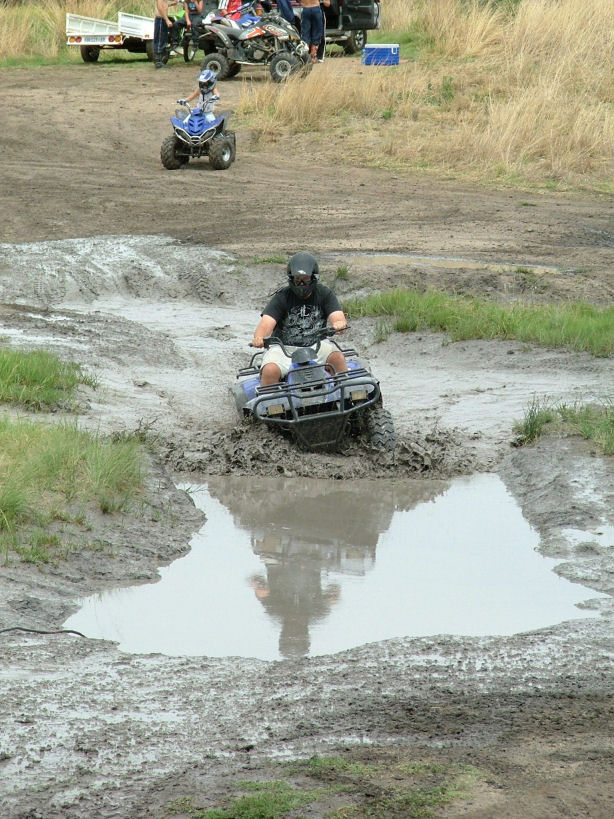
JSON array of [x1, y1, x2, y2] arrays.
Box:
[[66, 12, 155, 63]]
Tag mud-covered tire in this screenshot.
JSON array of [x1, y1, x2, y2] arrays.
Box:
[[364, 405, 396, 451], [200, 51, 230, 79], [160, 135, 187, 170], [270, 52, 300, 83], [80, 45, 100, 62], [343, 29, 367, 55], [208, 132, 235, 170]]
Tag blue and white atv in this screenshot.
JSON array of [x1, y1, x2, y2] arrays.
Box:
[[232, 328, 396, 452], [160, 101, 236, 170]]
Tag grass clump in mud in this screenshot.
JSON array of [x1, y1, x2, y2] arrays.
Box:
[[164, 751, 479, 818], [345, 289, 614, 357], [0, 346, 96, 409], [514, 396, 614, 453], [0, 418, 145, 564]]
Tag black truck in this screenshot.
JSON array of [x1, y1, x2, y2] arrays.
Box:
[[275, 0, 381, 54]]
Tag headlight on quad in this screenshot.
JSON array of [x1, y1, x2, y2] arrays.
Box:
[[266, 404, 285, 416], [350, 389, 368, 402]]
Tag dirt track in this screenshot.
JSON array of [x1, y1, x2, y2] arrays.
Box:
[[1, 61, 614, 818]]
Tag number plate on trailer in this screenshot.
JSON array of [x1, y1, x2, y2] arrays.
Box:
[[82, 35, 112, 43]]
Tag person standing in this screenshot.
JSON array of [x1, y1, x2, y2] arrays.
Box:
[[184, 0, 204, 51], [299, 0, 324, 63], [154, 0, 178, 68], [276, 0, 296, 26], [316, 0, 330, 62]]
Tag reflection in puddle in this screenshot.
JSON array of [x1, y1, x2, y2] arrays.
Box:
[[65, 475, 603, 660]]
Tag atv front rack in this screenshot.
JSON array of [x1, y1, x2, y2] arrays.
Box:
[[250, 365, 381, 450]]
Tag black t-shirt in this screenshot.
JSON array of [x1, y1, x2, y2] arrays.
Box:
[[262, 284, 342, 346]]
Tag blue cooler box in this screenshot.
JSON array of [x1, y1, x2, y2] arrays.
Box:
[[361, 44, 400, 66]]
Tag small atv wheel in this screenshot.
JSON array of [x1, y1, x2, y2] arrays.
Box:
[[208, 133, 235, 170], [200, 52, 230, 79], [270, 52, 300, 83], [364, 405, 396, 451], [80, 45, 101, 62], [343, 29, 366, 54], [160, 135, 187, 170], [183, 40, 199, 62]]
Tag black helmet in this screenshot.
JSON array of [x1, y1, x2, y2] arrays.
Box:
[[287, 252, 319, 298]]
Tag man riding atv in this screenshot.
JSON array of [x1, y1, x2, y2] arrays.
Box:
[[251, 252, 348, 386]]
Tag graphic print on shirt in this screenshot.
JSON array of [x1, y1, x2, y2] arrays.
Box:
[[279, 304, 325, 346]]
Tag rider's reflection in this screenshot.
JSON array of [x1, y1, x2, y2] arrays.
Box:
[[249, 533, 343, 658], [206, 476, 445, 659]]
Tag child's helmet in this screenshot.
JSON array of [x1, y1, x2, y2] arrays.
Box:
[[198, 69, 217, 92]]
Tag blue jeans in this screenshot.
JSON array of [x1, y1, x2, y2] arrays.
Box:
[[154, 16, 169, 53], [276, 0, 295, 25], [301, 6, 322, 48]]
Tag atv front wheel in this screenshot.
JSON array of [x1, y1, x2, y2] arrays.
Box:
[[183, 40, 199, 62], [200, 52, 230, 79], [363, 405, 396, 451], [208, 132, 235, 170], [160, 135, 188, 170], [270, 52, 300, 83]]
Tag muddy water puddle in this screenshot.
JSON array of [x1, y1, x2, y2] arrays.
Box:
[[65, 474, 603, 660]]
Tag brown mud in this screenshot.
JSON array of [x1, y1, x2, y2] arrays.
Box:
[[1, 63, 613, 818]]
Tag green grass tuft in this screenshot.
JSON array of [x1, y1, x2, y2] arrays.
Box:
[[0, 347, 96, 409], [345, 289, 614, 357]]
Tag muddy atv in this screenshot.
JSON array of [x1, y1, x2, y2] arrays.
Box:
[[232, 328, 396, 452]]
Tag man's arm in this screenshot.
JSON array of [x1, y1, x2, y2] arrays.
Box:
[[252, 314, 278, 347]]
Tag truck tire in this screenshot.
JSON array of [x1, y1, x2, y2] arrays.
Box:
[[161, 135, 187, 170], [80, 45, 101, 62], [343, 29, 367, 54], [270, 52, 300, 83], [363, 405, 396, 451], [200, 52, 230, 79], [208, 133, 235, 170]]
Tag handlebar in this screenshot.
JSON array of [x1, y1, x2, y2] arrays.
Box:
[[249, 325, 347, 350]]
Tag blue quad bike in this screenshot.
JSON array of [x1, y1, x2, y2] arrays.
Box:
[[232, 328, 396, 452], [160, 102, 236, 170]]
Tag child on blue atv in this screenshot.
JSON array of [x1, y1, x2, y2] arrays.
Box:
[[177, 68, 219, 121], [160, 68, 235, 170]]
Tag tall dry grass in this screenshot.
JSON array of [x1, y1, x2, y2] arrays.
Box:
[[239, 0, 614, 189], [0, 0, 150, 58]]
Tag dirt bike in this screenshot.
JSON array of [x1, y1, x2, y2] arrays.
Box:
[[198, 2, 311, 82], [160, 101, 236, 171], [232, 327, 396, 451]]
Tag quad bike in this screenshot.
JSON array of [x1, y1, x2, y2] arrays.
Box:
[[160, 101, 236, 170], [232, 328, 396, 451], [198, 2, 311, 82], [182, 3, 262, 63]]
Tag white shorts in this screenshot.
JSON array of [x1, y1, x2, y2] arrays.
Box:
[[261, 339, 338, 379]]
